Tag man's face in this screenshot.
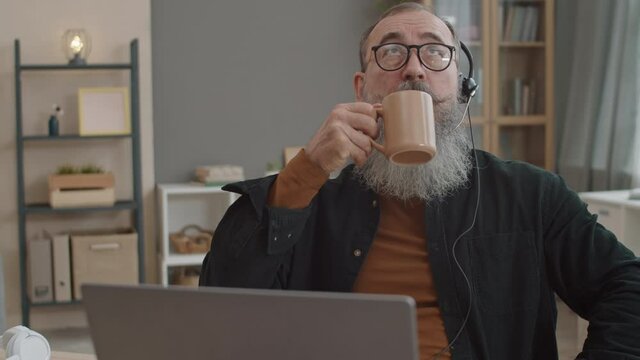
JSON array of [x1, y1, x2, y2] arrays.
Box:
[[354, 10, 459, 106]]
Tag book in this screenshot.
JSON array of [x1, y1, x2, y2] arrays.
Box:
[[513, 78, 523, 115], [529, 8, 540, 41], [52, 234, 72, 302], [28, 238, 53, 303], [511, 7, 526, 42], [522, 84, 530, 115], [503, 6, 514, 41], [521, 7, 534, 42]]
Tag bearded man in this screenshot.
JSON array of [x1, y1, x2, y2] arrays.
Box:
[[200, 3, 640, 359]]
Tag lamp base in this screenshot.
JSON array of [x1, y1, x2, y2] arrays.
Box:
[[68, 53, 86, 66]]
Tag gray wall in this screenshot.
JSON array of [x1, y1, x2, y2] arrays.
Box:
[[152, 0, 377, 181]]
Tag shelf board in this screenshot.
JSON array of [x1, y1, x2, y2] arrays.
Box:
[[30, 300, 82, 307], [23, 134, 132, 141], [163, 253, 207, 267], [19, 64, 131, 71], [500, 0, 545, 4], [499, 42, 545, 48], [496, 115, 548, 125], [157, 183, 229, 194], [24, 200, 137, 214]]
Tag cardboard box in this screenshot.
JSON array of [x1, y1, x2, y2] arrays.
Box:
[[71, 230, 138, 300], [28, 238, 53, 303]]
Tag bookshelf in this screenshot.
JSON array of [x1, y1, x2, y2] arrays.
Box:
[[493, 0, 554, 169], [433, 0, 555, 170], [14, 39, 145, 326]]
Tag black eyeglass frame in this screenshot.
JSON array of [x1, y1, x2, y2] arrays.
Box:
[[370, 42, 456, 72]]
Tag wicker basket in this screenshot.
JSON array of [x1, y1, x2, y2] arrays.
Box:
[[172, 267, 201, 287], [169, 224, 213, 254]]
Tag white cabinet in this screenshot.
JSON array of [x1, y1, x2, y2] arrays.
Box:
[[156, 183, 238, 285], [579, 190, 640, 253], [560, 190, 640, 354]]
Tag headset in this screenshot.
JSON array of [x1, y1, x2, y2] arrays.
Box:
[[459, 41, 479, 102], [432, 40, 481, 359], [0, 325, 51, 360]]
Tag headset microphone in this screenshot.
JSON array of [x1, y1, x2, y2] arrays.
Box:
[[460, 41, 478, 101], [453, 41, 478, 131]]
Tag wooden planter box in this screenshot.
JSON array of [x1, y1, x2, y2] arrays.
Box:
[[48, 173, 116, 208]]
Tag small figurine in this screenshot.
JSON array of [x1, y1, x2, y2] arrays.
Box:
[[48, 105, 63, 136]]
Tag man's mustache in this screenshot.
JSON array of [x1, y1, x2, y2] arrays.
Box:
[[396, 81, 446, 104]]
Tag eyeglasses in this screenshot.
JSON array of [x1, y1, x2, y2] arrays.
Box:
[[371, 43, 455, 72]]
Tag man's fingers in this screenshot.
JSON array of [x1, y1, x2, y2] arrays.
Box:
[[330, 105, 379, 139], [339, 102, 377, 118], [341, 125, 373, 156]]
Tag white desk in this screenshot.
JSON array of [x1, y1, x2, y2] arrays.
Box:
[[0, 349, 95, 360]]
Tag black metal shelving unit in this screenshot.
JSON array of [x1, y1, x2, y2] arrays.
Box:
[[14, 39, 145, 326]]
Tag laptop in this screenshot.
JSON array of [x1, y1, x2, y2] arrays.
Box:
[[82, 283, 419, 360]]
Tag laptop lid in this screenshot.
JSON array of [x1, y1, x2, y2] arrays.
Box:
[[82, 284, 419, 360]]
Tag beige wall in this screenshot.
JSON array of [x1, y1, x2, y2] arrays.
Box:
[[0, 0, 156, 329]]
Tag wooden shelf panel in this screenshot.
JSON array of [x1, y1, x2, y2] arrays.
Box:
[[499, 42, 545, 48], [496, 116, 547, 125], [24, 200, 137, 214], [30, 300, 82, 307], [499, 0, 545, 4], [19, 64, 131, 71], [22, 134, 132, 141]]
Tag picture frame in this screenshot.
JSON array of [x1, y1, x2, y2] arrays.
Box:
[[78, 87, 131, 136]]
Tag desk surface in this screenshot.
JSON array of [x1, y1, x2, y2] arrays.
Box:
[[0, 349, 96, 360]]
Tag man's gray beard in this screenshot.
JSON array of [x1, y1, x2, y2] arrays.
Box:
[[352, 81, 472, 203]]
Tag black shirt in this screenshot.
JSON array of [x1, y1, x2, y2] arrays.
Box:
[[201, 150, 640, 359]]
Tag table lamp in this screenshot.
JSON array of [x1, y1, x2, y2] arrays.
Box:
[[62, 29, 91, 65]]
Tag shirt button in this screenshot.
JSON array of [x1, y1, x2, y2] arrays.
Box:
[[353, 249, 362, 257], [273, 236, 278, 242], [287, 233, 292, 238], [372, 200, 377, 208]]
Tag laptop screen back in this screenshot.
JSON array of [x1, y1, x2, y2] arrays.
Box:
[[82, 284, 419, 360]]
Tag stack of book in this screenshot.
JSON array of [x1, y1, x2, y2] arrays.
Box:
[[195, 165, 244, 186], [506, 78, 538, 116], [500, 4, 541, 42]]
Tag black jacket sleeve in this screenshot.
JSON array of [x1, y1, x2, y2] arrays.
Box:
[[543, 174, 640, 359], [199, 176, 313, 289]]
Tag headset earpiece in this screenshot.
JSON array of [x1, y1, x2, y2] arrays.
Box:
[[459, 41, 478, 102], [1, 325, 51, 360]]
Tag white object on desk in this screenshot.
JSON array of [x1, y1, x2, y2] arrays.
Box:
[[0, 326, 50, 360]]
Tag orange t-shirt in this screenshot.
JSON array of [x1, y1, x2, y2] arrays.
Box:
[[268, 149, 450, 360]]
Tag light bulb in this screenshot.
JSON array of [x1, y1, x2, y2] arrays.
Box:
[[69, 35, 84, 54], [62, 29, 91, 65]]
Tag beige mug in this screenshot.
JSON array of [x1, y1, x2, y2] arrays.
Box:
[[371, 90, 437, 165]]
